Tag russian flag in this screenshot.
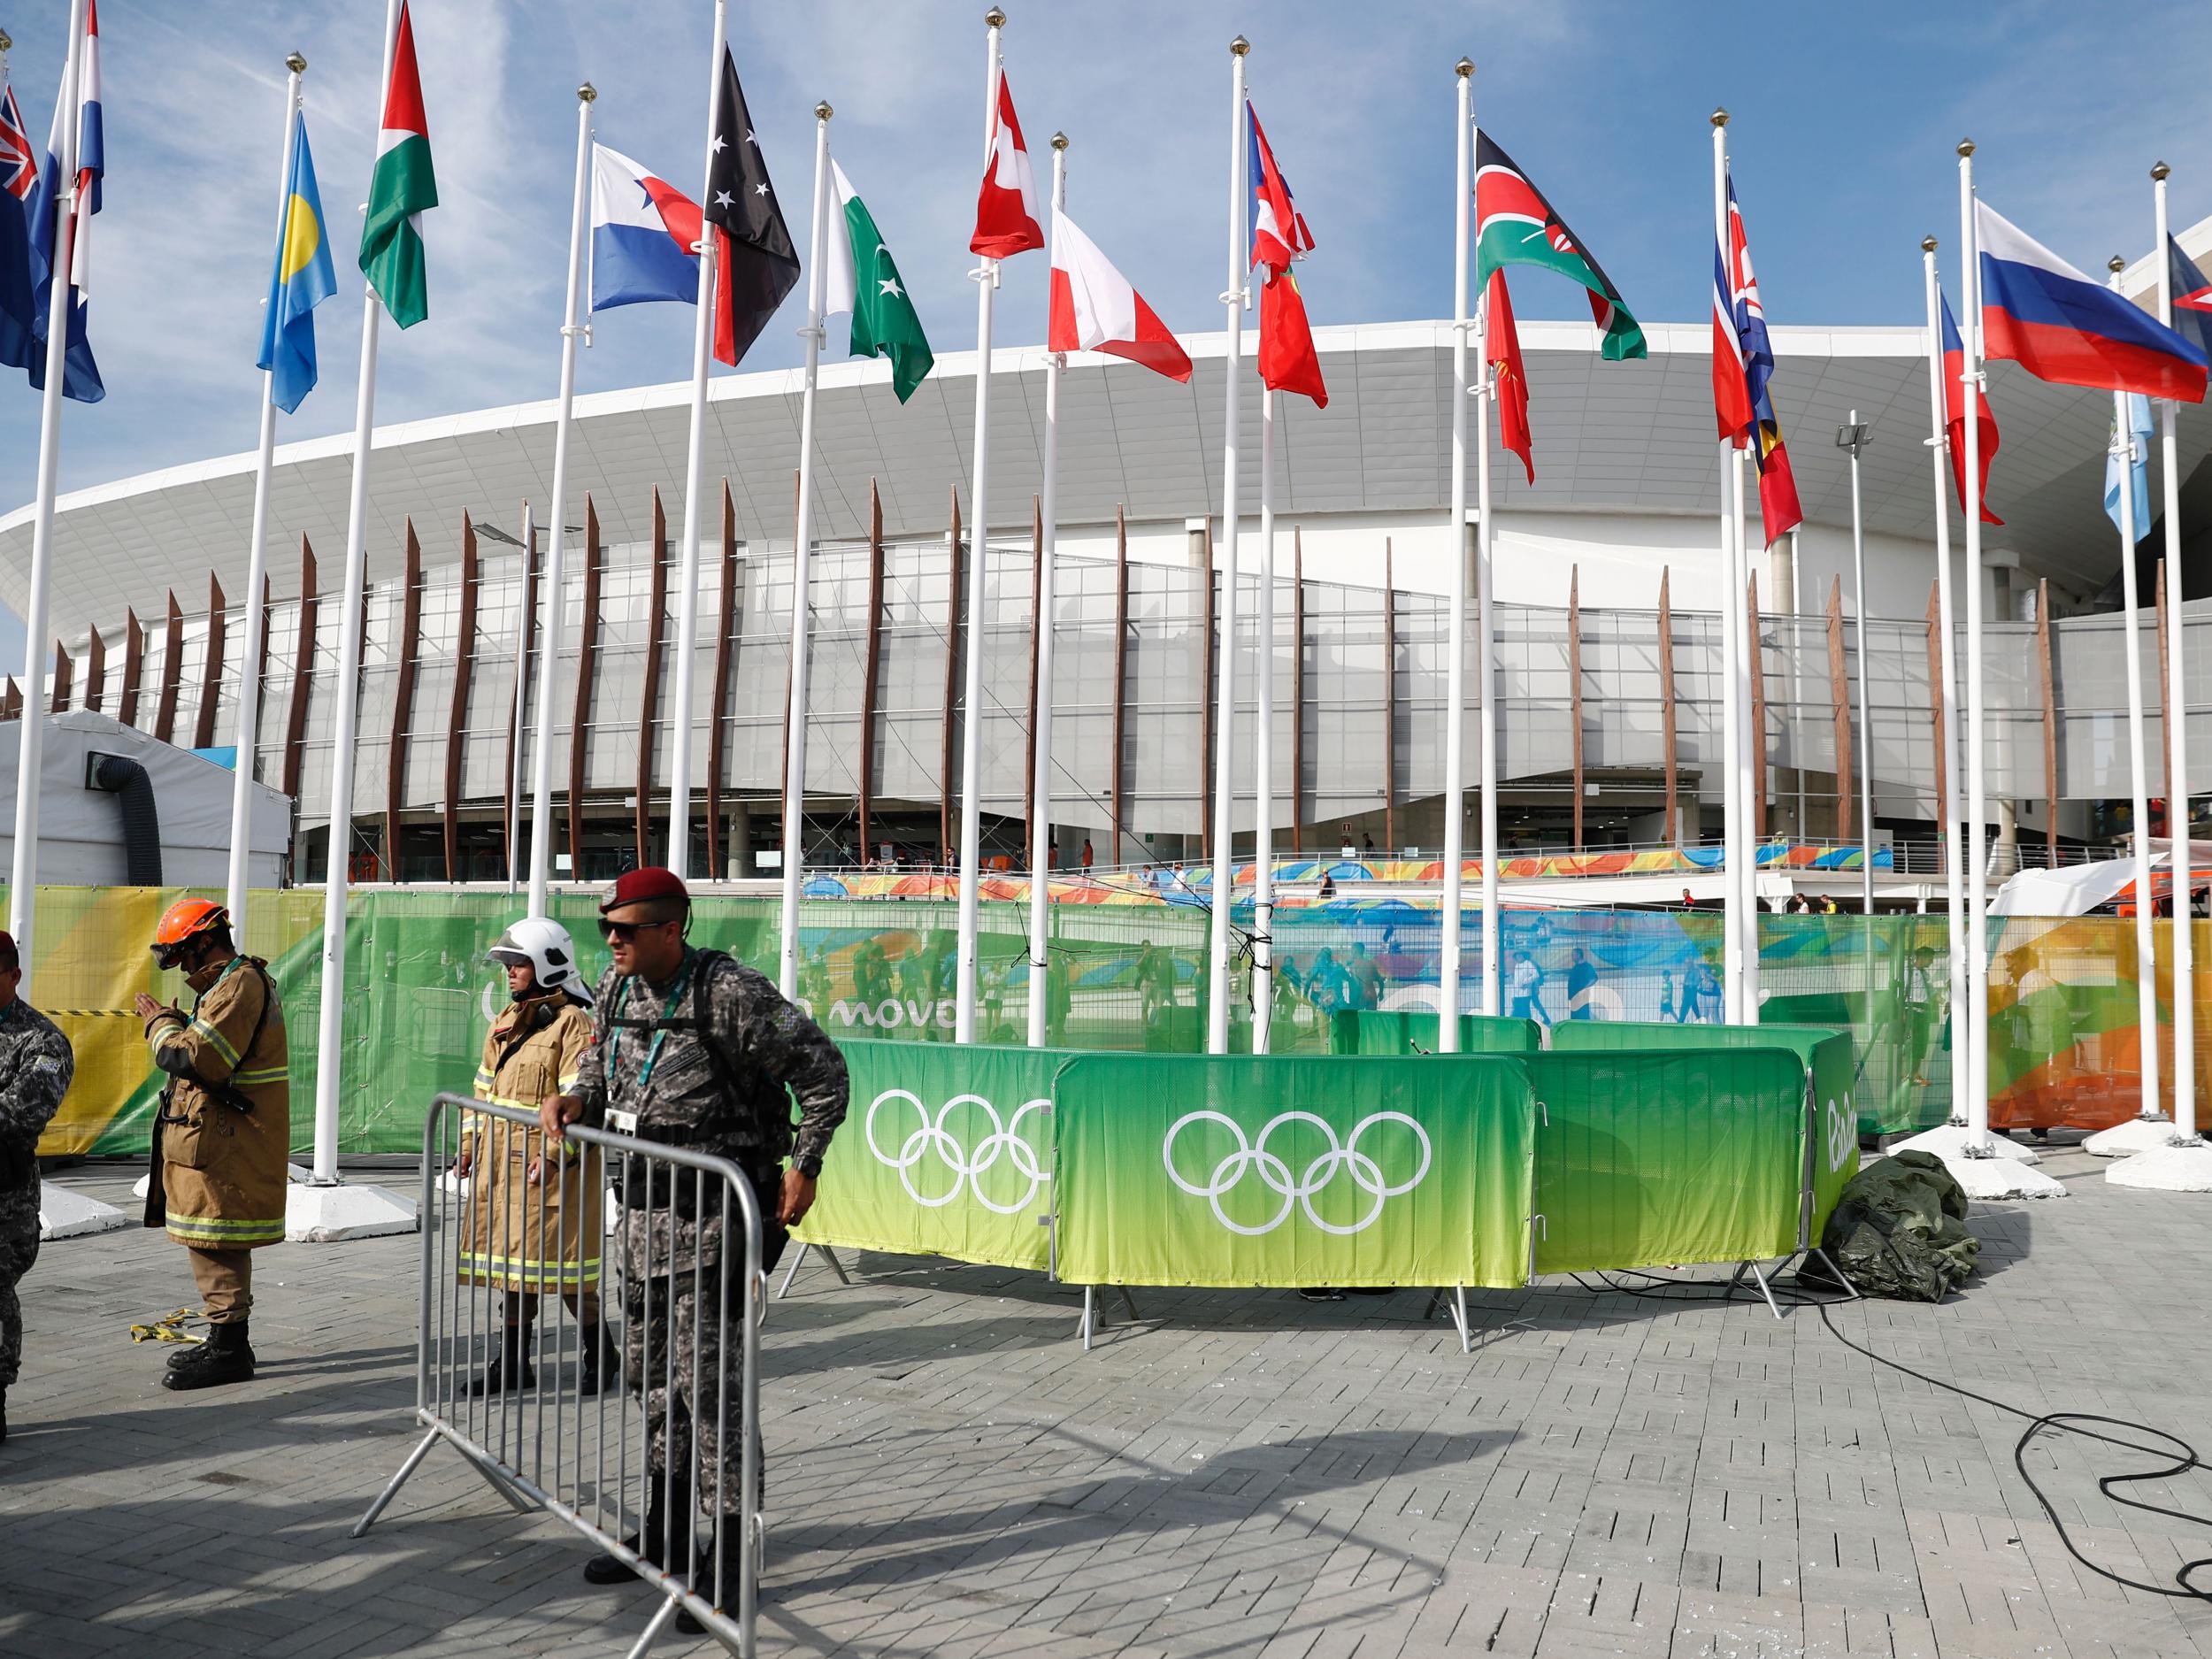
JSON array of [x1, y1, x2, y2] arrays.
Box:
[[589, 142, 703, 313], [1977, 199, 2208, 403]]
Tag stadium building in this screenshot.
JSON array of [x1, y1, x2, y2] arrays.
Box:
[[4, 311, 2211, 890]]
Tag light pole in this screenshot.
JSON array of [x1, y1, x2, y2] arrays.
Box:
[[1837, 412, 1876, 914]]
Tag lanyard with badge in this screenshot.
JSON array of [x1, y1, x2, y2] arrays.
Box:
[[603, 955, 694, 1135]]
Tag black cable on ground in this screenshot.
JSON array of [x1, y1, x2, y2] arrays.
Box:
[[1548, 1263, 2212, 1601]]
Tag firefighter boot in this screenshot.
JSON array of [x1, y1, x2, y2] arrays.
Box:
[[162, 1320, 257, 1391], [469, 1324, 537, 1397], [577, 1321, 618, 1397]]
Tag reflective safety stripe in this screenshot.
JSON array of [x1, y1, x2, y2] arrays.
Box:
[[188, 1017, 242, 1068], [457, 1251, 602, 1285], [233, 1066, 287, 1087], [165, 1211, 285, 1246]]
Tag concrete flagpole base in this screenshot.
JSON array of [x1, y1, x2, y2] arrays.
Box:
[[2106, 1139, 2212, 1192], [2081, 1115, 2177, 1157], [285, 1178, 419, 1243], [37, 1179, 133, 1240], [1887, 1121, 2044, 1164], [1944, 1152, 2070, 1201]]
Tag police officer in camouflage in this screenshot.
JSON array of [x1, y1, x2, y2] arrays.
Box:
[[541, 867, 846, 1617], [0, 930, 77, 1445]]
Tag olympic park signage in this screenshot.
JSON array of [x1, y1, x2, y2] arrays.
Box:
[[793, 1034, 1856, 1293]]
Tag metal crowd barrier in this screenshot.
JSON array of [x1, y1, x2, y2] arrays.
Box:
[[353, 1094, 767, 1658]]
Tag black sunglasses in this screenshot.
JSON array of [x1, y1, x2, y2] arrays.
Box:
[[598, 917, 676, 941]]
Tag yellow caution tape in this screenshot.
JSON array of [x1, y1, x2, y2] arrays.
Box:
[[129, 1309, 207, 1347]]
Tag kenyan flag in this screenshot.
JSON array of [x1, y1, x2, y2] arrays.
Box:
[[1474, 133, 1644, 361], [359, 1, 438, 329]]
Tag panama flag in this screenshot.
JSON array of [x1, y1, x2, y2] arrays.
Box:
[[26, 0, 103, 401], [823, 160, 935, 403], [971, 70, 1042, 259], [360, 1, 438, 330], [588, 143, 700, 312], [0, 70, 35, 373], [1247, 101, 1312, 274], [257, 114, 338, 415], [1977, 199, 2207, 402], [1939, 293, 2002, 525], [1048, 206, 1190, 381], [1474, 132, 1645, 361]]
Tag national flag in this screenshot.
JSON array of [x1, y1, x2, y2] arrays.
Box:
[[1474, 132, 1645, 360], [1939, 292, 2002, 525], [1247, 100, 1311, 274], [1487, 268, 1532, 483], [700, 49, 799, 367], [0, 74, 36, 373], [2167, 235, 2212, 362], [1977, 199, 2208, 403], [1256, 267, 1325, 406], [971, 70, 1042, 258], [1710, 237, 1753, 442], [2106, 391, 2154, 542], [360, 1, 438, 330], [256, 113, 337, 415], [1047, 206, 1191, 382], [588, 142, 701, 312], [1720, 173, 1801, 544], [26, 0, 102, 401], [826, 160, 934, 403]]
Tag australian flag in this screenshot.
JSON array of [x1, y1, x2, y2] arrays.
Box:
[[26, 0, 104, 401], [700, 49, 797, 369]]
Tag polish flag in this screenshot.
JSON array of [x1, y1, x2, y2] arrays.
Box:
[[1048, 206, 1191, 381], [971, 70, 1043, 258]]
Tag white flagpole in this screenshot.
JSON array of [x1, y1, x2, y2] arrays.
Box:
[[1207, 37, 1251, 1055], [779, 103, 833, 1000], [1712, 111, 1744, 1024], [2108, 255, 2162, 1126], [956, 6, 1007, 1046], [1958, 141, 1993, 1150], [1471, 85, 1501, 1018], [1736, 449, 1763, 1022], [6, 0, 88, 971], [1027, 132, 1068, 1048], [1439, 58, 1472, 1045], [527, 84, 596, 918], [1252, 391, 1277, 1052], [311, 0, 403, 1188], [226, 51, 306, 947], [2154, 162, 2197, 1144], [1920, 237, 1968, 1108], [667, 0, 729, 879], [506, 504, 534, 895]]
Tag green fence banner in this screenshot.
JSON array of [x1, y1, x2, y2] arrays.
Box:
[[793, 1039, 1059, 1271], [1334, 1010, 1543, 1056], [1053, 1052, 1533, 1291], [1524, 1048, 1808, 1273]]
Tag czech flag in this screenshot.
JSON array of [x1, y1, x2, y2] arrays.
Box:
[[1939, 292, 2001, 525], [27, 0, 102, 401], [1977, 199, 2208, 403]]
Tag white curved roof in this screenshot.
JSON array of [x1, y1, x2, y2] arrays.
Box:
[[3, 315, 2193, 643]]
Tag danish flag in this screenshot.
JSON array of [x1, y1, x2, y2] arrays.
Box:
[[970, 69, 1042, 259]]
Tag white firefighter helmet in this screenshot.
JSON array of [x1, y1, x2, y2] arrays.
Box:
[[485, 917, 594, 1005]]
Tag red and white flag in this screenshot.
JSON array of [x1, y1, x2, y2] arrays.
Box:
[[1048, 206, 1191, 381], [1257, 269, 1325, 406], [971, 70, 1042, 259]]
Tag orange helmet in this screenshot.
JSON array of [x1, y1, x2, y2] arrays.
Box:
[[151, 898, 230, 969]]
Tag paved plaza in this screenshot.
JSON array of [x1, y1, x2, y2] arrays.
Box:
[[5, 1148, 2212, 1658]]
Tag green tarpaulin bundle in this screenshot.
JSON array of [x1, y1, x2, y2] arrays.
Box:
[[1816, 1150, 1980, 1302]]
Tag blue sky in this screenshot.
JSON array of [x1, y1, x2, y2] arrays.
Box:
[[1, 0, 2208, 665]]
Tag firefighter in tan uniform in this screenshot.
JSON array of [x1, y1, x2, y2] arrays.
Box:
[[133, 899, 290, 1392], [457, 918, 614, 1395]]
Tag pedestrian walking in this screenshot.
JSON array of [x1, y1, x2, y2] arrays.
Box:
[[541, 868, 848, 1626], [0, 931, 74, 1444], [458, 918, 612, 1397], [134, 900, 288, 1392]]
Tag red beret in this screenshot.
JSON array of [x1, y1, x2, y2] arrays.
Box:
[[601, 866, 690, 914]]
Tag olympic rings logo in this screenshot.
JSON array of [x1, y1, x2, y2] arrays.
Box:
[[864, 1088, 1052, 1214], [1162, 1110, 1432, 1236]]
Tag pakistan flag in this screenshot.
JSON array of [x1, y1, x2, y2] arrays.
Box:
[[828, 160, 933, 402]]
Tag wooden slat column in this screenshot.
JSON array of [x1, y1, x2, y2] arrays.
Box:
[[855, 480, 884, 864], [567, 497, 603, 876], [1925, 581, 1948, 873], [707, 482, 738, 879], [941, 488, 962, 864], [2039, 577, 2058, 861], [1110, 505, 1129, 861], [83, 626, 104, 716], [153, 592, 184, 743], [1292, 526, 1305, 855], [119, 609, 143, 727], [382, 522, 424, 880], [1747, 572, 1767, 841], [635, 489, 668, 866], [1568, 565, 1582, 851], [281, 541, 317, 800], [1827, 577, 1853, 840], [49, 643, 71, 714], [442, 514, 480, 880], [1384, 541, 1399, 854], [1659, 568, 1678, 846], [194, 572, 227, 749]]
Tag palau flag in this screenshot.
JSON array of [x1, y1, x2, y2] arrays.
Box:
[[257, 112, 336, 414]]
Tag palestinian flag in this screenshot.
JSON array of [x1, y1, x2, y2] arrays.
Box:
[[1474, 133, 1643, 361], [360, 1, 437, 329]]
